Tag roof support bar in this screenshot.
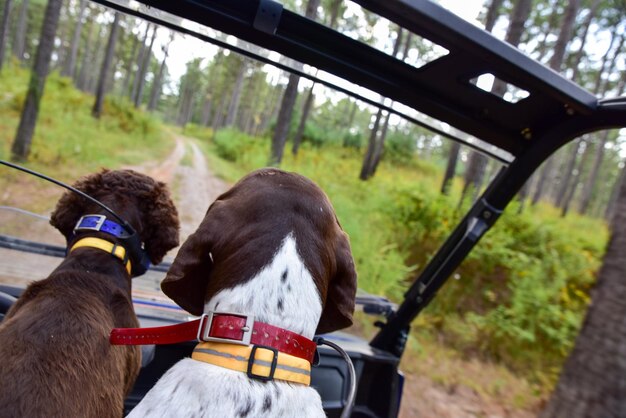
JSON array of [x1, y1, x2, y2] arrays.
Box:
[[370, 105, 626, 356]]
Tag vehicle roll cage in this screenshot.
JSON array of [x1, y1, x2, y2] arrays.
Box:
[[87, 0, 626, 356]]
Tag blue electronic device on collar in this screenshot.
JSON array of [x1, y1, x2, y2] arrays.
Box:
[[74, 214, 151, 276]]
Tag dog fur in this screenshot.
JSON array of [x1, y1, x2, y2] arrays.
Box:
[[128, 167, 357, 418], [0, 169, 180, 418]]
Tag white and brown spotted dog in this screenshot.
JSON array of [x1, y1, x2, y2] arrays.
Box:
[[128, 168, 357, 418]]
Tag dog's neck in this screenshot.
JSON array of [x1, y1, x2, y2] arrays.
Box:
[[57, 233, 133, 291], [204, 233, 323, 339]]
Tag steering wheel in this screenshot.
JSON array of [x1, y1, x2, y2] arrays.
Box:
[[0, 291, 17, 320]]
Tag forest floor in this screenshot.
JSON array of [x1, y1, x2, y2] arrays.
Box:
[[0, 133, 540, 418]]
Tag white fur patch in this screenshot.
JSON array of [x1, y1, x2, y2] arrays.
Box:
[[205, 233, 322, 339], [128, 358, 324, 418], [128, 233, 325, 417]]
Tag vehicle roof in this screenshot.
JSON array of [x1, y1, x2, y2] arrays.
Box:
[[96, 0, 626, 163], [90, 0, 626, 356]]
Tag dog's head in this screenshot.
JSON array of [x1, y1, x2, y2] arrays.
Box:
[[49, 169, 180, 265], [161, 168, 357, 334]]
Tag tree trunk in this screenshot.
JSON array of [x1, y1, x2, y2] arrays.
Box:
[[540, 165, 626, 418], [288, 0, 340, 153], [224, 59, 247, 127], [359, 109, 383, 180], [534, 0, 561, 62], [557, 31, 618, 210], [62, 0, 86, 78], [548, 0, 581, 72], [211, 93, 228, 132], [532, 0, 581, 204], [86, 22, 105, 93], [579, 131, 609, 214], [292, 82, 315, 155], [269, 0, 320, 165], [598, 33, 624, 95], [554, 140, 583, 207], [147, 34, 172, 111], [327, 0, 341, 28], [516, 176, 534, 214], [369, 110, 391, 175], [177, 83, 196, 127], [561, 140, 592, 217], [569, 0, 601, 82], [76, 18, 98, 91], [12, 0, 28, 62], [441, 142, 461, 195], [345, 100, 357, 133], [134, 24, 157, 108], [359, 26, 404, 180], [459, 152, 489, 207], [483, 0, 503, 32], [54, 0, 72, 72], [461, 0, 531, 202], [0, 0, 12, 70], [92, 12, 121, 118], [503, 0, 532, 45], [270, 72, 300, 165], [591, 31, 617, 95], [200, 96, 212, 126], [121, 29, 139, 97], [130, 23, 150, 100], [441, 0, 503, 194], [10, 0, 63, 160], [257, 85, 281, 136], [605, 165, 625, 222]]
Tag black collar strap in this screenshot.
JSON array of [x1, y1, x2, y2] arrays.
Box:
[[73, 214, 150, 277]]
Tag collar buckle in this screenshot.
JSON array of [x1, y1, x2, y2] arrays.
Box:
[[197, 312, 255, 346], [247, 345, 278, 382], [74, 214, 107, 233]]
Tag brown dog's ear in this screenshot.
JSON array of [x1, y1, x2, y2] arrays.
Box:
[[316, 231, 357, 334], [140, 180, 180, 265], [161, 215, 214, 316], [49, 171, 107, 240]]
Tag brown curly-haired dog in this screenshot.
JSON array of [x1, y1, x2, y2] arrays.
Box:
[[0, 169, 180, 418]]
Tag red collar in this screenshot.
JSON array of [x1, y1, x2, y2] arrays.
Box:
[[110, 311, 317, 364]]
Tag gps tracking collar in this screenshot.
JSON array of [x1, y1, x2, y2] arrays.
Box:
[[73, 215, 151, 276], [0, 159, 151, 277]]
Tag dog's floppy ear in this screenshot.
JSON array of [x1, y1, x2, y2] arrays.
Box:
[[140, 180, 180, 265], [316, 231, 357, 334], [161, 212, 215, 316], [49, 170, 107, 240]]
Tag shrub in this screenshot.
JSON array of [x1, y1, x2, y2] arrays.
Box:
[[385, 132, 417, 164], [213, 128, 259, 162], [183, 123, 213, 142]]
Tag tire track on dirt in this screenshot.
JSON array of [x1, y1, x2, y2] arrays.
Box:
[[173, 137, 229, 242], [0, 135, 229, 292]]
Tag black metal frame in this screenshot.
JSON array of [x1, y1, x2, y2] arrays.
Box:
[[51, 0, 626, 355]]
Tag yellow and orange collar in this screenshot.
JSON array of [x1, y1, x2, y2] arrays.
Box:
[[69, 237, 132, 275], [192, 341, 312, 386]]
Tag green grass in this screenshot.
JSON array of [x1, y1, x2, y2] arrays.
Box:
[[187, 127, 609, 398], [0, 65, 172, 181], [0, 65, 173, 212]]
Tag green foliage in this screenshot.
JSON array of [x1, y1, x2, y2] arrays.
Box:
[[187, 124, 610, 388], [413, 201, 608, 382], [183, 123, 214, 142], [385, 131, 418, 164], [0, 65, 169, 177], [342, 131, 363, 149], [301, 122, 343, 148], [213, 128, 263, 163]]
